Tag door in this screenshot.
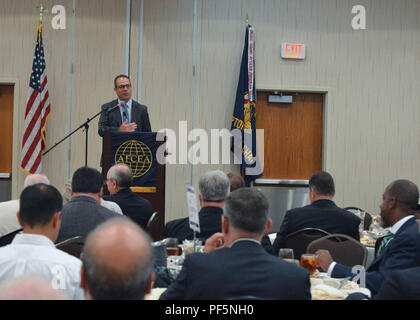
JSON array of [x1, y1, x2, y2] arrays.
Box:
[[256, 91, 324, 180], [255, 91, 324, 233], [0, 85, 14, 201]]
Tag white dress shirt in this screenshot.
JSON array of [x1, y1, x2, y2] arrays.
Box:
[[0, 233, 84, 299], [327, 215, 415, 275], [101, 198, 123, 215]]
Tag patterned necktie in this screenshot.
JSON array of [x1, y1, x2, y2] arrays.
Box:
[[121, 103, 129, 123], [376, 232, 394, 257]]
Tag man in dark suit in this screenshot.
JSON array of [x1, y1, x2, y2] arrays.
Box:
[[56, 166, 119, 243], [317, 179, 420, 297], [98, 74, 151, 136], [271, 171, 361, 256], [160, 188, 311, 300], [160, 170, 230, 243], [98, 75, 151, 166], [104, 163, 154, 230], [374, 267, 420, 299]]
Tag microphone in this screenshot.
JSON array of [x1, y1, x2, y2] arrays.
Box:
[[106, 104, 120, 114]]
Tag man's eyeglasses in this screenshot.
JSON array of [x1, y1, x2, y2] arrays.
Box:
[[116, 84, 131, 89]]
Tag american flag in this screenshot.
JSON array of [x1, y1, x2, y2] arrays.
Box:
[[21, 22, 51, 174]]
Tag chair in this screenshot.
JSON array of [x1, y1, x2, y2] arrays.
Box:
[[56, 236, 85, 259], [284, 228, 330, 260], [344, 207, 373, 230], [0, 228, 23, 247], [307, 234, 368, 267], [146, 212, 159, 240]]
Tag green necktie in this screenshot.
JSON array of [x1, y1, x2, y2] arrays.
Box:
[[376, 232, 394, 257]]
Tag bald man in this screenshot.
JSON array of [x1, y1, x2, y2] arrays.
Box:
[[0, 174, 50, 237], [80, 217, 155, 300], [104, 164, 154, 229]]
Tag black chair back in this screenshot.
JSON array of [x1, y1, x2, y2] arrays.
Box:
[[344, 207, 373, 231], [0, 229, 23, 247], [56, 236, 85, 259], [284, 228, 329, 260], [307, 234, 367, 267], [146, 212, 159, 239]]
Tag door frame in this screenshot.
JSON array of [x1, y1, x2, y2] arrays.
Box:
[[0, 78, 21, 199], [256, 85, 331, 172]]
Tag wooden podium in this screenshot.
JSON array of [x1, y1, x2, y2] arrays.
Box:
[[102, 131, 166, 241]]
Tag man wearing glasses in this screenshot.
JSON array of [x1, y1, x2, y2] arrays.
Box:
[[98, 75, 152, 166]]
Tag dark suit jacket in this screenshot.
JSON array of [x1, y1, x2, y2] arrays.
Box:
[[56, 195, 119, 243], [160, 240, 312, 300], [331, 217, 420, 297], [98, 99, 151, 137], [272, 199, 361, 255], [374, 266, 420, 300], [160, 206, 223, 243], [103, 188, 154, 230], [98, 99, 152, 166]]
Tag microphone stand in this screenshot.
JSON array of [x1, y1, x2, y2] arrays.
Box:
[[42, 105, 120, 166]]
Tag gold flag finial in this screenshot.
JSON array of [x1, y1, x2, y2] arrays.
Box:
[[245, 13, 249, 26], [38, 4, 48, 22]]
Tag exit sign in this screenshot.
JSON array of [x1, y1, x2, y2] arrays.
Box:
[[281, 43, 306, 60]]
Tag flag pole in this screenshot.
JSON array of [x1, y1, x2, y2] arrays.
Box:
[[37, 4, 48, 43]]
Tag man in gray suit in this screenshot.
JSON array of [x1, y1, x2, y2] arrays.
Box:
[[56, 166, 119, 243]]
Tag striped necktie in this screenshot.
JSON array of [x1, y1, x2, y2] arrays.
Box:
[[121, 103, 129, 123], [376, 232, 394, 257]]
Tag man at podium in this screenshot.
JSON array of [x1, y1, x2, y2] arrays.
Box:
[[98, 74, 152, 137]]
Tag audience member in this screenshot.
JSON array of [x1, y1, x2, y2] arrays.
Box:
[[0, 183, 84, 299], [62, 178, 123, 214], [272, 171, 361, 256], [160, 188, 311, 300], [104, 164, 154, 229], [80, 217, 155, 300], [227, 172, 245, 192], [317, 179, 420, 297], [56, 166, 119, 243], [0, 276, 68, 300], [161, 170, 230, 243], [0, 174, 49, 237]]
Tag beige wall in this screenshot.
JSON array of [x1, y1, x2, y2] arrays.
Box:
[[1, 0, 419, 223]]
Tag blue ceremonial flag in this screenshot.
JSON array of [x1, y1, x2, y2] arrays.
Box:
[[231, 25, 262, 186]]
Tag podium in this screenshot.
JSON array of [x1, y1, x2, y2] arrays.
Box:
[[102, 131, 166, 241]]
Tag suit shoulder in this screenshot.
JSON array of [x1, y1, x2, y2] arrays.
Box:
[[101, 99, 118, 109], [164, 217, 188, 229]]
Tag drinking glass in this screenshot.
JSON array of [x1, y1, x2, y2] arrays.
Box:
[[278, 248, 295, 262], [300, 253, 318, 275], [163, 238, 180, 256]]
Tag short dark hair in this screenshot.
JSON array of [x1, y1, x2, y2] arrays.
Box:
[[223, 188, 269, 235], [72, 166, 103, 194], [309, 171, 335, 196], [19, 183, 63, 228], [114, 74, 130, 88], [388, 180, 419, 212], [227, 172, 245, 192]]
